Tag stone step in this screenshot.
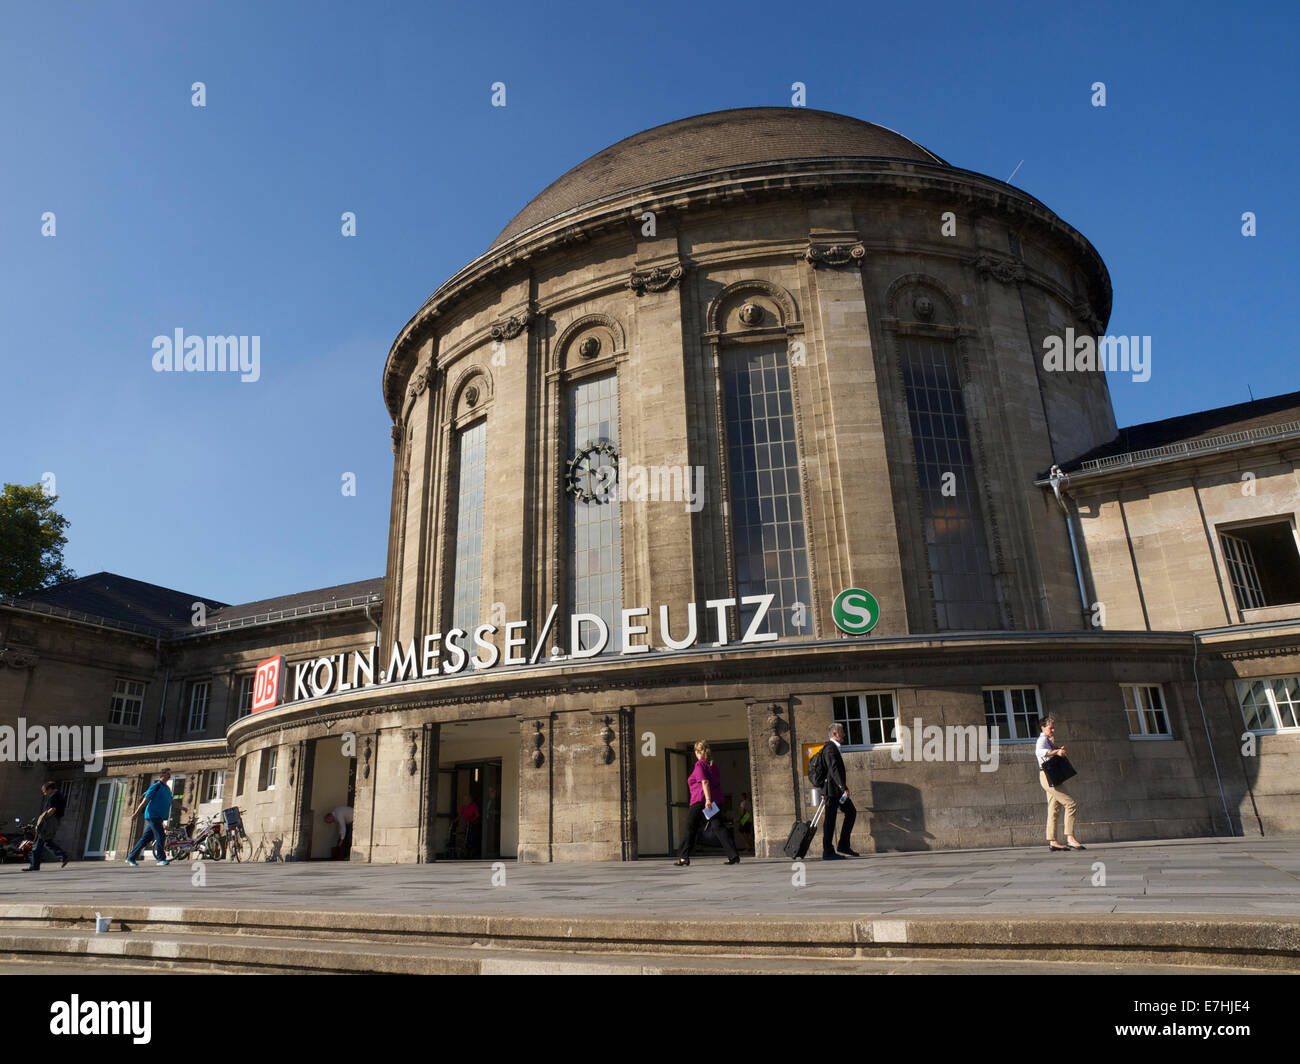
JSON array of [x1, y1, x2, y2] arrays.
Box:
[[3, 903, 1298, 971], [0, 926, 1280, 976]]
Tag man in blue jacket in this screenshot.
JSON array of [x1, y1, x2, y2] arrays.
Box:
[[125, 768, 174, 866]]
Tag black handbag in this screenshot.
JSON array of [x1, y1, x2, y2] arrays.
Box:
[[1042, 755, 1077, 788]]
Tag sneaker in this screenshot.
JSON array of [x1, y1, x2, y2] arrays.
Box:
[[125, 859, 138, 866], [837, 848, 860, 857], [158, 858, 170, 865], [822, 852, 845, 861]]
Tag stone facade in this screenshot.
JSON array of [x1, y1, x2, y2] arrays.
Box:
[[4, 108, 1298, 864]]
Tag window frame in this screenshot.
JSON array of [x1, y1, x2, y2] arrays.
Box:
[[831, 691, 899, 750], [982, 686, 1043, 742], [108, 677, 147, 728], [235, 673, 255, 720], [1237, 676, 1300, 733], [186, 680, 210, 733], [1121, 683, 1172, 739]]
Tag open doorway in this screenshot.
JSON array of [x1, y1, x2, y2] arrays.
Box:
[[436, 760, 502, 859], [636, 701, 752, 857], [308, 737, 358, 859]]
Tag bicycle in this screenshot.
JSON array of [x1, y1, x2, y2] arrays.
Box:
[[224, 821, 249, 862], [164, 814, 225, 862], [248, 834, 284, 863]]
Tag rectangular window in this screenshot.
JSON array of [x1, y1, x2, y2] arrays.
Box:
[[900, 336, 1001, 630], [109, 678, 146, 728], [187, 681, 210, 733], [832, 692, 898, 748], [1121, 684, 1171, 737], [235, 674, 255, 720], [236, 757, 246, 796], [205, 770, 226, 803], [569, 373, 621, 652], [723, 342, 811, 638], [451, 418, 488, 634], [1237, 676, 1300, 732], [257, 749, 277, 791], [1219, 521, 1300, 611], [983, 687, 1042, 740]]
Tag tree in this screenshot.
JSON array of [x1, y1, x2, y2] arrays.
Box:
[[0, 483, 76, 597]]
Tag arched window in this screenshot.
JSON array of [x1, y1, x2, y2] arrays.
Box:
[[722, 341, 811, 637], [567, 373, 622, 651], [450, 417, 487, 634]]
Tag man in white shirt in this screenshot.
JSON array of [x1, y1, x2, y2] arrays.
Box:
[[323, 805, 353, 858]]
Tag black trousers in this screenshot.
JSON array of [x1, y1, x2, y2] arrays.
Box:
[[677, 802, 738, 861], [822, 795, 856, 855]]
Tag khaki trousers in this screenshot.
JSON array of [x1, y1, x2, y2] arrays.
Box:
[[1039, 770, 1077, 841]]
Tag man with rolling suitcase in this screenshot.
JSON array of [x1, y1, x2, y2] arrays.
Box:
[[820, 724, 858, 859]]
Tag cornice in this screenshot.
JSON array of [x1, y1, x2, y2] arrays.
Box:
[[383, 159, 1112, 417]]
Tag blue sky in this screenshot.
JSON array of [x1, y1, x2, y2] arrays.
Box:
[[1, 1, 1296, 604]]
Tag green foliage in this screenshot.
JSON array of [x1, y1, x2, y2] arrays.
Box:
[[0, 483, 75, 597]]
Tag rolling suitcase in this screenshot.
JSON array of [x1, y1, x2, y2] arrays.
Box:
[[782, 799, 827, 860]]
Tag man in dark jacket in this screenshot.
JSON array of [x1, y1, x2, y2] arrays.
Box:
[[23, 781, 69, 871], [821, 725, 859, 859]]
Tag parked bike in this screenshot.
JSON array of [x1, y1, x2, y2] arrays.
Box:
[[163, 814, 225, 861], [0, 820, 36, 864]]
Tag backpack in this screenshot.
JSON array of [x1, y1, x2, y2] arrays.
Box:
[[808, 746, 829, 789]]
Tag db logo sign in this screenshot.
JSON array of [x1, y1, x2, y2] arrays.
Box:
[[252, 655, 285, 713], [832, 588, 880, 636]]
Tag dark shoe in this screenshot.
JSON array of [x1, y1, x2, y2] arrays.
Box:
[[61, 856, 69, 868], [822, 852, 845, 861], [674, 858, 689, 867], [725, 856, 740, 865], [1068, 844, 1086, 851], [1048, 844, 1068, 852], [837, 848, 860, 857], [21, 867, 38, 872]]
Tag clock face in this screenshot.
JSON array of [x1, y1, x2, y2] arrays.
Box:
[[565, 441, 619, 503]]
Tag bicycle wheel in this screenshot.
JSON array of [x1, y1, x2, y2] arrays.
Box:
[[227, 832, 247, 862]]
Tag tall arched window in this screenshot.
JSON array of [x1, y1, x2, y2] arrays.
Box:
[[722, 341, 811, 637], [899, 335, 1000, 629], [450, 417, 487, 634], [568, 373, 621, 651]]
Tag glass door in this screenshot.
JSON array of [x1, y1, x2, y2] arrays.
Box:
[[84, 779, 125, 858]]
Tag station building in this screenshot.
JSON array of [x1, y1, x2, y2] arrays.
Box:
[[3, 107, 1298, 862]]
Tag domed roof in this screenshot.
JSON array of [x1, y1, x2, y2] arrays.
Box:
[[490, 107, 949, 249]]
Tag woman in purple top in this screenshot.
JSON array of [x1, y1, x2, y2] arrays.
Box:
[[675, 740, 740, 866]]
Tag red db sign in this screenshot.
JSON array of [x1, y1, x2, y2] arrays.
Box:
[[252, 655, 285, 713]]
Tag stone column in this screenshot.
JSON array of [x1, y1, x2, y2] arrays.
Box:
[[289, 739, 315, 861], [517, 714, 552, 863], [349, 731, 378, 862], [746, 698, 798, 858], [416, 722, 441, 862]]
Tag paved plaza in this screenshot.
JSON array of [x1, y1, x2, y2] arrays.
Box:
[[4, 836, 1299, 918]]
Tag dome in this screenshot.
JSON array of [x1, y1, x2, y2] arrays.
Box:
[[490, 107, 949, 249]]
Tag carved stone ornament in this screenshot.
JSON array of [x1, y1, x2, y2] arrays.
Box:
[[531, 721, 545, 768], [0, 648, 38, 669], [1071, 298, 1104, 335], [967, 254, 1026, 284], [599, 717, 616, 765], [407, 363, 432, 400], [804, 242, 866, 268], [464, 384, 480, 407], [390, 423, 402, 453], [362, 735, 372, 780], [765, 704, 786, 756], [490, 305, 535, 341], [626, 263, 684, 294], [738, 302, 764, 326], [578, 336, 601, 360], [406, 731, 418, 776], [912, 294, 935, 322]]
